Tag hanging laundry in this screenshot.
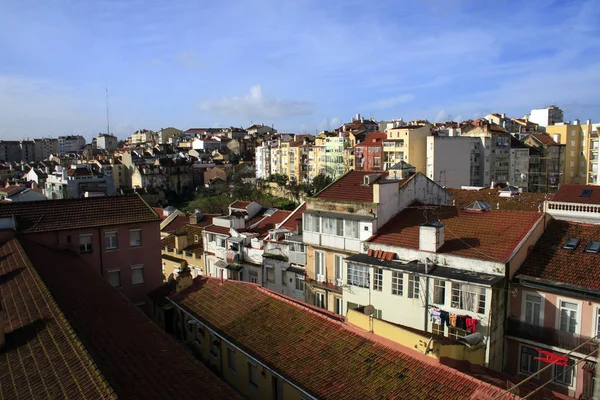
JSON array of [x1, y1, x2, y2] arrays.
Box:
[[449, 314, 457, 327], [440, 311, 450, 327], [465, 317, 478, 333], [456, 315, 467, 331], [431, 309, 441, 325]]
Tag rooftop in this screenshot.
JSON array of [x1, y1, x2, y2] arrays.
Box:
[[278, 202, 306, 231], [551, 184, 600, 205], [447, 188, 549, 211], [528, 133, 559, 146], [0, 194, 160, 233], [168, 277, 530, 400], [162, 224, 209, 255], [369, 203, 543, 263], [250, 210, 292, 237], [315, 171, 390, 203], [230, 200, 252, 209], [516, 220, 600, 293]]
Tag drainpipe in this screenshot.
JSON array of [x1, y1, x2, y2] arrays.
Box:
[[423, 258, 430, 332], [97, 227, 104, 277]]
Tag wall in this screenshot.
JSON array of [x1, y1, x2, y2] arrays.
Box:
[[506, 213, 546, 279], [427, 136, 476, 189], [397, 173, 452, 212]]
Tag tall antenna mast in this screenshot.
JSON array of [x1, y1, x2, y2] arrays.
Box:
[[106, 87, 110, 135]]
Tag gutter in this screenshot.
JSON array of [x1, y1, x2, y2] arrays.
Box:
[[167, 299, 317, 400]]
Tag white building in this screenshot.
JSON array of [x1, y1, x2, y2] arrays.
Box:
[[426, 136, 481, 188], [58, 135, 86, 155], [528, 106, 564, 128], [96, 133, 118, 151], [44, 164, 115, 199], [191, 138, 221, 152]]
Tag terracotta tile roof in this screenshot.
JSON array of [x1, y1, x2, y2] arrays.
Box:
[[447, 188, 549, 211], [161, 224, 207, 255], [528, 133, 558, 146], [250, 210, 292, 236], [0, 194, 160, 233], [0, 236, 116, 400], [204, 224, 231, 235], [279, 202, 306, 231], [356, 131, 387, 147], [152, 206, 168, 221], [0, 185, 25, 197], [66, 168, 93, 177], [315, 171, 389, 203], [516, 220, 600, 290], [162, 214, 189, 233], [169, 278, 522, 400], [19, 237, 240, 400], [551, 184, 600, 205], [369, 204, 543, 262], [230, 200, 251, 209]]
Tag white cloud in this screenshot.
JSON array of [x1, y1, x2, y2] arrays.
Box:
[[198, 84, 314, 118], [363, 94, 414, 110]]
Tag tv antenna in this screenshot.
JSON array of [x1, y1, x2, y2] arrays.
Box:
[[106, 87, 111, 136]]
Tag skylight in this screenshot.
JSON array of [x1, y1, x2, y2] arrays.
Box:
[[562, 238, 581, 250], [581, 189, 593, 197], [585, 241, 600, 254]]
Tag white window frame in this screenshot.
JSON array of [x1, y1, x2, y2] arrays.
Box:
[[451, 282, 486, 314], [315, 251, 326, 282], [433, 279, 445, 305], [315, 292, 326, 309], [391, 271, 403, 296], [553, 357, 576, 389], [334, 254, 343, 286], [408, 274, 420, 299], [373, 268, 383, 291], [347, 264, 369, 288], [209, 332, 219, 358], [131, 265, 144, 285], [334, 297, 343, 315], [521, 291, 544, 327], [295, 274, 305, 291], [79, 234, 93, 253], [518, 345, 540, 377], [129, 229, 142, 247], [104, 231, 118, 250], [556, 297, 581, 335]]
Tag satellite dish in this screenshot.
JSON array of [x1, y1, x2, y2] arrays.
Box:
[[364, 304, 375, 316]]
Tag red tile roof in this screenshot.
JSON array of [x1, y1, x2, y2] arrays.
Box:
[[447, 188, 549, 211], [0, 185, 25, 197], [230, 200, 251, 209], [369, 204, 543, 262], [0, 236, 116, 400], [279, 202, 306, 231], [356, 131, 387, 147], [528, 133, 558, 146], [204, 224, 232, 235], [66, 167, 93, 177], [516, 220, 600, 290], [250, 210, 292, 236], [169, 278, 522, 400], [0, 194, 160, 233], [551, 184, 600, 205], [315, 171, 389, 203], [152, 207, 168, 221], [19, 237, 240, 400], [162, 214, 189, 233]]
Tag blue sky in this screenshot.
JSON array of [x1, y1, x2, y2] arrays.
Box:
[[1, 0, 599, 140]]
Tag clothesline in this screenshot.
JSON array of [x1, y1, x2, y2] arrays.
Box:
[[430, 307, 479, 334]]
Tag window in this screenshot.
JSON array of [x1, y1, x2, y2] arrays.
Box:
[[129, 229, 142, 247], [248, 362, 258, 388], [79, 234, 92, 253], [250, 271, 257, 284], [524, 293, 542, 326], [209, 333, 218, 357], [315, 251, 325, 282], [315, 292, 326, 309], [433, 279, 445, 305], [432, 323, 444, 336], [520, 346, 539, 375], [334, 255, 343, 286], [107, 269, 120, 288], [304, 214, 320, 232], [408, 275, 419, 299], [266, 268, 274, 283], [347, 264, 369, 288], [217, 238, 226, 248], [585, 241, 600, 254], [553, 358, 575, 387], [207, 233, 215, 243], [391, 271, 403, 296], [281, 271, 286, 286], [131, 265, 144, 285], [451, 283, 486, 313], [334, 297, 343, 315], [448, 327, 466, 339], [295, 274, 305, 291], [373, 268, 383, 291], [344, 220, 359, 239], [105, 231, 118, 250], [227, 347, 236, 372], [559, 301, 578, 333]]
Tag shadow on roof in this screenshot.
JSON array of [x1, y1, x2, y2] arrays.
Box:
[[0, 265, 23, 285], [3, 318, 50, 352], [440, 238, 481, 252]]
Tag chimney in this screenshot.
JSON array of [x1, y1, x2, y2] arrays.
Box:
[[419, 221, 445, 252], [174, 231, 188, 251], [175, 266, 193, 292], [501, 113, 506, 119], [189, 209, 203, 225]]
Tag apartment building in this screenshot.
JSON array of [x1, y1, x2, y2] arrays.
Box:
[[0, 194, 163, 308], [58, 135, 86, 155], [313, 131, 351, 180], [528, 105, 564, 128], [44, 164, 116, 199], [32, 138, 59, 160], [130, 157, 194, 194], [354, 131, 386, 171], [523, 133, 565, 193], [426, 135, 481, 188], [384, 122, 431, 173], [546, 120, 599, 185], [461, 119, 511, 186], [509, 136, 530, 190], [97, 133, 118, 151], [0, 140, 35, 163]]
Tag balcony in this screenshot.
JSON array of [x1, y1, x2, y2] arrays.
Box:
[[289, 250, 307, 265], [506, 317, 597, 354], [305, 277, 343, 293]]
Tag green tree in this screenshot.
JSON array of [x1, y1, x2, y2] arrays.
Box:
[[312, 173, 333, 194]]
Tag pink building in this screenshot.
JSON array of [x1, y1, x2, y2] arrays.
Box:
[[506, 219, 600, 399], [0, 194, 162, 310]]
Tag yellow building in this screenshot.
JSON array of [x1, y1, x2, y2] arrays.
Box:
[[384, 122, 431, 173], [161, 222, 209, 281], [546, 121, 600, 185]]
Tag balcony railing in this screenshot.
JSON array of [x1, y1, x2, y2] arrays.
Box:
[[289, 251, 306, 265], [506, 317, 598, 354]]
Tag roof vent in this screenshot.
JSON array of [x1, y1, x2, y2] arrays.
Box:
[[585, 241, 600, 254], [464, 201, 492, 212], [363, 173, 381, 185], [562, 237, 580, 250], [581, 189, 593, 197]]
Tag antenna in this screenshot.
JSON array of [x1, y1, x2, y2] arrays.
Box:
[[106, 87, 111, 136]]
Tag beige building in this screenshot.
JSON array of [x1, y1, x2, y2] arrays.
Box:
[[546, 120, 599, 185], [384, 122, 431, 173]]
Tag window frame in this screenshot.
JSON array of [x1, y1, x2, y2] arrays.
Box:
[[315, 292, 326, 309], [521, 291, 544, 326], [407, 274, 420, 299], [334, 254, 343, 286], [347, 263, 369, 288], [79, 233, 93, 253], [104, 230, 118, 250], [518, 345, 540, 376], [556, 298, 581, 335], [227, 347, 236, 373], [373, 268, 383, 291], [451, 282, 486, 314], [315, 251, 326, 282], [553, 358, 576, 388], [247, 362, 258, 388], [391, 271, 403, 296], [129, 229, 142, 248], [295, 274, 305, 291], [107, 269, 121, 288], [433, 279, 445, 305], [131, 265, 144, 285]]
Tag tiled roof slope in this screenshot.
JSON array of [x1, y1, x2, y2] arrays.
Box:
[[516, 220, 600, 290], [315, 171, 389, 203], [0, 235, 116, 400], [230, 200, 251, 209], [0, 194, 160, 233], [447, 188, 549, 211], [20, 238, 240, 400], [170, 278, 519, 400], [251, 210, 292, 236], [369, 204, 543, 262], [528, 133, 559, 146], [551, 184, 600, 205], [278, 202, 306, 231]]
